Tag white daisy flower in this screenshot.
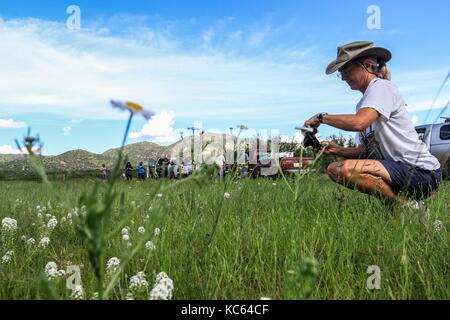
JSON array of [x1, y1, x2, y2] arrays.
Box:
[[224, 192, 231, 199], [122, 234, 130, 241], [138, 226, 145, 234]]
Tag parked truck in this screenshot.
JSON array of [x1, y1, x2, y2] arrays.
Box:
[[415, 117, 450, 178]]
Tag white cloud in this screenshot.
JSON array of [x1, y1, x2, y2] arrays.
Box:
[[0, 144, 46, 155], [0, 17, 334, 123], [63, 126, 72, 135], [0, 118, 26, 129], [202, 27, 215, 43], [0, 16, 447, 131], [248, 27, 271, 46], [0, 144, 22, 154], [129, 110, 178, 144], [229, 30, 243, 40]]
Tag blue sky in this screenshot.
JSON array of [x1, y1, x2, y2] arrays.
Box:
[[0, 0, 449, 155]]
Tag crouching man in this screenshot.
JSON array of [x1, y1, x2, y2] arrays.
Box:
[[304, 41, 442, 207]]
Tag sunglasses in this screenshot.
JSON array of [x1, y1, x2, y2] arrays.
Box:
[[337, 62, 362, 79]]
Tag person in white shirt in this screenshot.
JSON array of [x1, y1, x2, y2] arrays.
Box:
[[304, 41, 442, 206], [215, 154, 226, 179]]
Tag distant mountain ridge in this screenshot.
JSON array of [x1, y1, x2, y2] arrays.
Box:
[[0, 141, 168, 179], [0, 136, 246, 179]]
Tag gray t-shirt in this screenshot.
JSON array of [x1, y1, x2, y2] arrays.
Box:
[[355, 78, 440, 171]]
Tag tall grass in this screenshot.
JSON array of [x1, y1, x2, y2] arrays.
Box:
[[0, 174, 448, 299]]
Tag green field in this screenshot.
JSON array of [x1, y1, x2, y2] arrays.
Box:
[[0, 174, 449, 300]]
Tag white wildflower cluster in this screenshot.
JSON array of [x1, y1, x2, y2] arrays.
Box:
[[145, 241, 156, 251], [138, 226, 145, 234], [106, 257, 120, 274], [91, 292, 99, 300], [224, 192, 231, 199], [46, 217, 58, 230], [39, 237, 50, 249], [44, 261, 66, 280], [1, 250, 14, 264], [129, 271, 149, 294], [36, 205, 49, 219], [70, 285, 84, 300], [434, 220, 444, 232], [121, 227, 131, 245], [150, 272, 174, 300], [26, 238, 36, 246], [154, 228, 161, 237], [66, 206, 86, 222], [2, 217, 17, 232]]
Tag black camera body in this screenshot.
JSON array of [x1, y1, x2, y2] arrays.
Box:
[[302, 127, 322, 151]]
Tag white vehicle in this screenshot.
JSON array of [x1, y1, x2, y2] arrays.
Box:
[[415, 117, 450, 178]]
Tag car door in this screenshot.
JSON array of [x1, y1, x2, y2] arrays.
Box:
[[415, 125, 432, 148], [430, 124, 450, 175]]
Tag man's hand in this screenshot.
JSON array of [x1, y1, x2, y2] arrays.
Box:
[[324, 142, 342, 156], [304, 113, 321, 128]]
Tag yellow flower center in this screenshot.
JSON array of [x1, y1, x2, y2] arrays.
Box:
[[125, 101, 144, 112]]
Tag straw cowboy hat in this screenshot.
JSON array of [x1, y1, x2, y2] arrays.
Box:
[[326, 41, 392, 75]]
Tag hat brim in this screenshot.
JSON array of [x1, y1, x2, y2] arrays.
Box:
[[326, 47, 392, 75]]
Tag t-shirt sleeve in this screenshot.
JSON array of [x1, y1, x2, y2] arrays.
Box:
[[358, 81, 395, 120]]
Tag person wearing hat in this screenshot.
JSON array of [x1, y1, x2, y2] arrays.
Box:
[[304, 41, 442, 207]]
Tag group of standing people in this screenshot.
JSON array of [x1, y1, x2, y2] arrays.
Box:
[[123, 162, 146, 181], [99, 162, 146, 181]]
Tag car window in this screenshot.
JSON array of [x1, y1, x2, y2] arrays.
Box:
[[415, 128, 426, 141], [259, 154, 272, 161], [440, 125, 450, 140]]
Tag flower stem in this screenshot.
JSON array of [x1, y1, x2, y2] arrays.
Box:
[[122, 112, 134, 148]]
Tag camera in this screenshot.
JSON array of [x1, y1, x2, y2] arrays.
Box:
[[301, 127, 322, 151]]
